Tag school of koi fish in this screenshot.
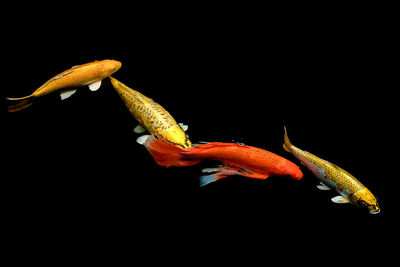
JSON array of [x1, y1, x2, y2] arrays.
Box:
[[6, 59, 380, 214]]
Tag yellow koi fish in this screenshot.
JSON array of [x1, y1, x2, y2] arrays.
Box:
[[109, 76, 192, 149], [6, 60, 122, 112], [283, 127, 380, 214]]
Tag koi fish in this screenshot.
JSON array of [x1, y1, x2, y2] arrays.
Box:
[[110, 77, 192, 149], [283, 127, 380, 214], [139, 135, 303, 186], [6, 60, 122, 112]]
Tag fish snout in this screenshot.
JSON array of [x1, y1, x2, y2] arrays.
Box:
[[370, 209, 380, 215], [369, 203, 381, 215], [291, 165, 304, 180], [103, 60, 122, 75], [292, 170, 304, 180], [110, 60, 122, 73]]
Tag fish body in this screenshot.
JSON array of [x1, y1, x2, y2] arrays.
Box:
[[110, 77, 192, 149], [283, 127, 380, 214], [7, 60, 122, 112], [142, 135, 303, 186]]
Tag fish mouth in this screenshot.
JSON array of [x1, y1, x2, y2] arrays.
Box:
[[370, 209, 381, 215]]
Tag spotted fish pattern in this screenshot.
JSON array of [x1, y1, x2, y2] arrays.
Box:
[[110, 77, 192, 149], [283, 127, 380, 214]]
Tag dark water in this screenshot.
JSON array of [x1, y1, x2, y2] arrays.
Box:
[[1, 50, 396, 258]]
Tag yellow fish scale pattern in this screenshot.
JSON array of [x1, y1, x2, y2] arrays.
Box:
[[111, 77, 192, 149], [292, 147, 365, 196]]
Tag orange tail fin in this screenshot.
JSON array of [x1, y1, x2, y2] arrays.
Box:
[[144, 135, 202, 168], [6, 96, 34, 112]]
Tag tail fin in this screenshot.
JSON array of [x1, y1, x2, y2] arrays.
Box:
[[283, 126, 293, 152], [6, 96, 34, 112], [144, 135, 202, 168]]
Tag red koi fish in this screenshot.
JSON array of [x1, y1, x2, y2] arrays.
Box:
[[140, 135, 303, 186]]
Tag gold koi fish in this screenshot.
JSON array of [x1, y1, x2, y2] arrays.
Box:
[[110, 76, 192, 149], [283, 127, 380, 214], [6, 59, 122, 112]]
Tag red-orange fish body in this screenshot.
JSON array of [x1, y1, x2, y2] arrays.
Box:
[[183, 142, 303, 185], [143, 135, 303, 186]]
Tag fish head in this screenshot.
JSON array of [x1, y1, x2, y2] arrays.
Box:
[[101, 60, 122, 76], [284, 162, 304, 180], [349, 188, 380, 215], [157, 126, 192, 149]]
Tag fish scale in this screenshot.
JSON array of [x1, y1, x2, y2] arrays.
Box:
[[293, 148, 365, 197]]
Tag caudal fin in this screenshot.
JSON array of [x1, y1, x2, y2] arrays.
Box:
[[144, 135, 202, 168], [283, 126, 293, 152], [6, 96, 34, 112]]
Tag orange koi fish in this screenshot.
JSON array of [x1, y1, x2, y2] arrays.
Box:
[[6, 59, 122, 112], [140, 135, 303, 186]]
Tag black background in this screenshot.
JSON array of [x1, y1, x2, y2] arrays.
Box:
[[1, 9, 397, 261]]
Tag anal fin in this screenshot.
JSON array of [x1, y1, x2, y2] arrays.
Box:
[[60, 89, 78, 100], [199, 166, 268, 187], [331, 196, 350, 204], [317, 182, 331, 191]]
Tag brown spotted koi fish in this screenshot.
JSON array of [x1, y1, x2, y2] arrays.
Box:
[[109, 76, 192, 149], [6, 60, 122, 112], [283, 127, 380, 214]]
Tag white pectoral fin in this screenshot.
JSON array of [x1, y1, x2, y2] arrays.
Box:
[[331, 196, 350, 204], [134, 125, 147, 134], [137, 135, 151, 145], [60, 89, 78, 100], [89, 80, 102, 91], [179, 123, 189, 132], [317, 182, 331, 191]]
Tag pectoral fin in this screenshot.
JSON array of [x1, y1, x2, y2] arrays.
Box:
[[60, 89, 78, 100], [331, 196, 350, 204], [89, 81, 102, 91], [179, 123, 189, 132], [137, 135, 151, 145], [134, 125, 147, 134]]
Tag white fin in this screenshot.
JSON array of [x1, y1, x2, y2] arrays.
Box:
[[89, 80, 102, 91], [179, 123, 189, 132], [202, 168, 219, 173], [331, 196, 350, 204], [317, 182, 331, 191], [136, 135, 151, 145], [199, 174, 218, 187], [60, 89, 78, 100], [134, 125, 147, 134]]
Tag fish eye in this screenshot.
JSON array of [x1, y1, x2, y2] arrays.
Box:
[[357, 200, 369, 208]]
